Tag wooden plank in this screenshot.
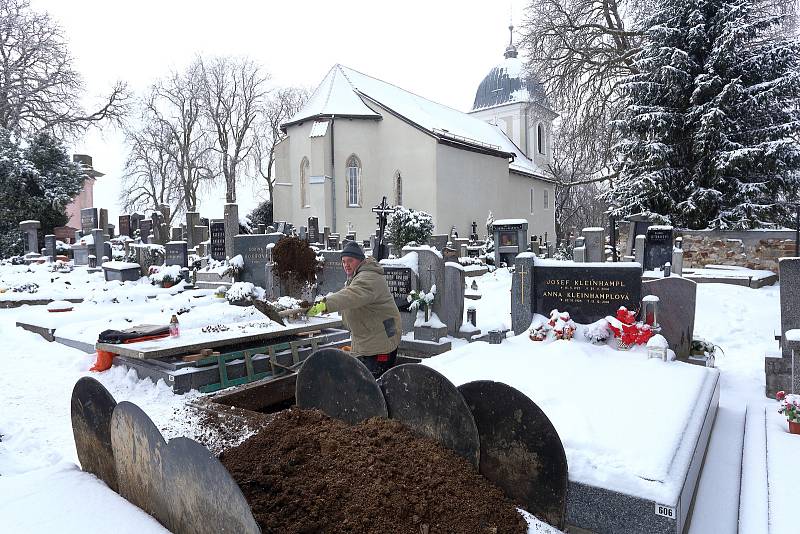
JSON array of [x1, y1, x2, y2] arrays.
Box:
[[95, 316, 342, 359]]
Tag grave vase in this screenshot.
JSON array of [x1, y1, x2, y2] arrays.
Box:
[[789, 421, 800, 435]]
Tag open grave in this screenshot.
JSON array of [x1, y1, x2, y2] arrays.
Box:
[[70, 351, 568, 533]]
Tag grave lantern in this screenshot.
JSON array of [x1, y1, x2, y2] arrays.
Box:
[[88, 254, 97, 269], [467, 306, 476, 327], [647, 334, 670, 361], [641, 294, 660, 331]]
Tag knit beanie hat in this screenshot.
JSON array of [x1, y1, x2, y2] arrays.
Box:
[[341, 240, 366, 261]]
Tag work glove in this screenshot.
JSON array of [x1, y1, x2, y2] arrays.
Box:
[[307, 301, 327, 317]]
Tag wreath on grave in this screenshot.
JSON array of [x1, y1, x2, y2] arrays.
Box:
[[529, 309, 577, 341], [272, 236, 320, 286], [606, 306, 653, 349]]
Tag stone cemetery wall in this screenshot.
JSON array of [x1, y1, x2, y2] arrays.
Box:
[[619, 225, 797, 274], [679, 230, 796, 274]]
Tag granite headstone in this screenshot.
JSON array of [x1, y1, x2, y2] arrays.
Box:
[[644, 226, 674, 271], [210, 221, 226, 261], [165, 241, 188, 268], [642, 276, 696, 359]]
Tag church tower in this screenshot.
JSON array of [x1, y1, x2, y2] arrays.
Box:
[[469, 24, 557, 171]]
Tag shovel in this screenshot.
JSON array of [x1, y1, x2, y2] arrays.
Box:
[[252, 300, 310, 326]]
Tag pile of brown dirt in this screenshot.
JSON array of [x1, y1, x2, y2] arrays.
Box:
[[220, 408, 527, 534], [272, 236, 319, 285]]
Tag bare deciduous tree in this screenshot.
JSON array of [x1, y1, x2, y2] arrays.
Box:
[[120, 63, 216, 220], [199, 55, 268, 203], [0, 0, 128, 137], [148, 63, 216, 213], [120, 119, 182, 223], [252, 86, 309, 201]]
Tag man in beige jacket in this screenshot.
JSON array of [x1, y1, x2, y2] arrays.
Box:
[[307, 241, 401, 378]]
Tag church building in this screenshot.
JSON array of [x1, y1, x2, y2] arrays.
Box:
[[273, 28, 557, 242]]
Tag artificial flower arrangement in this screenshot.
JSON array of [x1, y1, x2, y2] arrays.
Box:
[[529, 309, 577, 341], [605, 306, 653, 349], [148, 265, 182, 288], [407, 286, 436, 321], [776, 390, 800, 434]]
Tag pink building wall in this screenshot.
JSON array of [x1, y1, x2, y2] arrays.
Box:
[[65, 177, 96, 229]]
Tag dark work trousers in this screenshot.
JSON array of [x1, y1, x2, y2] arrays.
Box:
[[357, 348, 398, 379]]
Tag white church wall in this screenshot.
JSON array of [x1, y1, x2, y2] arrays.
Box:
[[331, 109, 437, 239], [511, 172, 556, 241], [434, 144, 509, 236], [273, 137, 292, 222], [469, 101, 528, 157]]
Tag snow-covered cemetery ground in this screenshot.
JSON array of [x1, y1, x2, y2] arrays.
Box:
[[0, 262, 795, 533]]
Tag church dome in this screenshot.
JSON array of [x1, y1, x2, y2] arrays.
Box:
[[471, 26, 549, 112]]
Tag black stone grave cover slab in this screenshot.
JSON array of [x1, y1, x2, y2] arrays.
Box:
[[533, 261, 642, 324], [71, 377, 118, 492], [458, 380, 568, 530], [295, 348, 387, 425], [380, 364, 479, 468]]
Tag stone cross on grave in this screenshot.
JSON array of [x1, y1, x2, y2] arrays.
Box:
[[518, 264, 528, 303], [371, 196, 395, 261], [426, 264, 436, 287]]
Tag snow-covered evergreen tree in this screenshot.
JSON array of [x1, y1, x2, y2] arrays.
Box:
[[0, 129, 85, 257], [609, 0, 800, 229]]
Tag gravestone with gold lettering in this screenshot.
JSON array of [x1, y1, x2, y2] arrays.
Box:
[[513, 257, 643, 332], [383, 266, 417, 311]]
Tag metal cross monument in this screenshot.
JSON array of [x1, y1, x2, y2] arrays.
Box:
[[371, 196, 395, 261]]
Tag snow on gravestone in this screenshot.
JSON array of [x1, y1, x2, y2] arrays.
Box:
[[513, 257, 642, 333]]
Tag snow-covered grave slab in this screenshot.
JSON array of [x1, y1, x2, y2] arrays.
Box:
[[739, 402, 800, 534], [104, 315, 346, 394], [0, 263, 107, 307], [96, 314, 343, 360], [14, 285, 215, 351], [644, 266, 777, 288], [424, 334, 719, 534]]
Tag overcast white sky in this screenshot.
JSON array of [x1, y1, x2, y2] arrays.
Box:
[[28, 0, 527, 222]]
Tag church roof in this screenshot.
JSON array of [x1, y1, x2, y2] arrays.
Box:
[[284, 64, 547, 179], [471, 24, 550, 112], [471, 57, 549, 112]]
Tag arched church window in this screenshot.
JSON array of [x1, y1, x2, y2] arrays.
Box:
[[346, 155, 362, 207], [537, 123, 545, 155], [394, 171, 403, 206], [300, 157, 310, 208]]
